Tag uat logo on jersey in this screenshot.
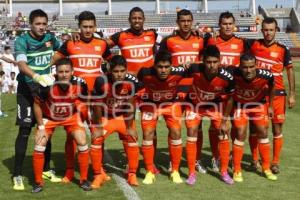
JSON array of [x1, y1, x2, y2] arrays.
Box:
[[45, 41, 52, 47], [192, 43, 199, 48], [144, 36, 150, 41], [231, 44, 238, 49], [95, 46, 101, 51], [270, 52, 278, 58]]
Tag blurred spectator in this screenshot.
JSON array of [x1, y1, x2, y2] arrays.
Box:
[[7, 72, 17, 94], [0, 46, 18, 80]]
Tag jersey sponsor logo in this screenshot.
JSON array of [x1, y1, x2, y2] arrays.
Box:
[[221, 55, 235, 65], [177, 55, 197, 64], [129, 48, 150, 58], [193, 88, 216, 101], [236, 88, 260, 100], [78, 58, 101, 67], [256, 60, 273, 70], [35, 54, 52, 66]]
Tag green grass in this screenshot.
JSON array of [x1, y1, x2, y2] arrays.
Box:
[[1, 63, 300, 200]]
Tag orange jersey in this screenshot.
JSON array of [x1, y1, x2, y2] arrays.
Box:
[[247, 39, 293, 90], [57, 37, 112, 91], [231, 68, 274, 104], [205, 34, 246, 67], [110, 29, 159, 75], [34, 76, 88, 121], [159, 32, 204, 66], [92, 74, 139, 116], [137, 67, 190, 103], [186, 64, 234, 105]]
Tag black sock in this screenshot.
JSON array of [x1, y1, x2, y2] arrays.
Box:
[[13, 127, 31, 176], [43, 140, 52, 171]]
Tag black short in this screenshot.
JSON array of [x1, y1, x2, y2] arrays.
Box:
[[15, 82, 39, 127]]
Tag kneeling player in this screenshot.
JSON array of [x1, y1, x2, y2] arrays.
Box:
[[90, 55, 140, 188], [185, 45, 234, 185], [138, 51, 189, 184], [222, 53, 277, 182], [32, 59, 91, 193]]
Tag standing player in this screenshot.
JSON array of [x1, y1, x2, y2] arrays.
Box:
[[51, 11, 112, 183], [247, 17, 296, 174], [13, 9, 61, 190], [32, 59, 91, 193], [158, 9, 206, 174], [90, 55, 140, 188], [106, 7, 161, 76], [185, 45, 234, 185], [138, 51, 190, 184], [222, 53, 277, 182], [205, 11, 247, 171]]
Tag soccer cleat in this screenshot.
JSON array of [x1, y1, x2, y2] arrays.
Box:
[[186, 173, 196, 186], [271, 164, 280, 174], [170, 171, 183, 184], [211, 158, 220, 172], [221, 172, 234, 185], [195, 160, 207, 174], [31, 184, 43, 193], [13, 176, 25, 190], [100, 168, 111, 181], [263, 170, 278, 181], [233, 172, 243, 183], [127, 173, 139, 186], [91, 174, 105, 189], [80, 180, 92, 191], [143, 171, 155, 185], [42, 170, 62, 183]]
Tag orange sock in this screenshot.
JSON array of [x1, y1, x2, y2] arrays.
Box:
[[65, 134, 76, 180], [272, 135, 283, 165], [219, 139, 230, 174], [170, 139, 183, 171], [141, 141, 154, 172], [196, 130, 203, 160], [90, 138, 103, 175], [127, 143, 139, 174], [33, 150, 45, 185], [186, 138, 197, 175], [233, 140, 244, 173], [209, 130, 219, 159], [249, 134, 258, 162], [258, 139, 271, 171], [77, 146, 89, 182]]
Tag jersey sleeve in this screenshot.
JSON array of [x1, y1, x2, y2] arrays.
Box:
[[14, 36, 27, 62], [283, 46, 293, 69], [52, 35, 61, 50], [57, 41, 69, 57], [109, 32, 121, 46]]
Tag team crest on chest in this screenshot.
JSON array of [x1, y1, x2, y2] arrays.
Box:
[[270, 52, 278, 58], [144, 36, 151, 41], [231, 44, 238, 49], [192, 43, 199, 48], [95, 46, 101, 51], [168, 82, 177, 87]]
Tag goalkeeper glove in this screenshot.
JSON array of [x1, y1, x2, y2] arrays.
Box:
[[33, 74, 55, 87]]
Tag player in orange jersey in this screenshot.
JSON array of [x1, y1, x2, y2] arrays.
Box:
[[90, 55, 140, 188], [106, 7, 161, 76], [159, 9, 207, 174], [137, 51, 190, 185], [205, 12, 248, 171], [221, 53, 277, 182], [50, 11, 112, 183], [247, 17, 296, 174], [32, 59, 91, 193], [185, 45, 234, 185]]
